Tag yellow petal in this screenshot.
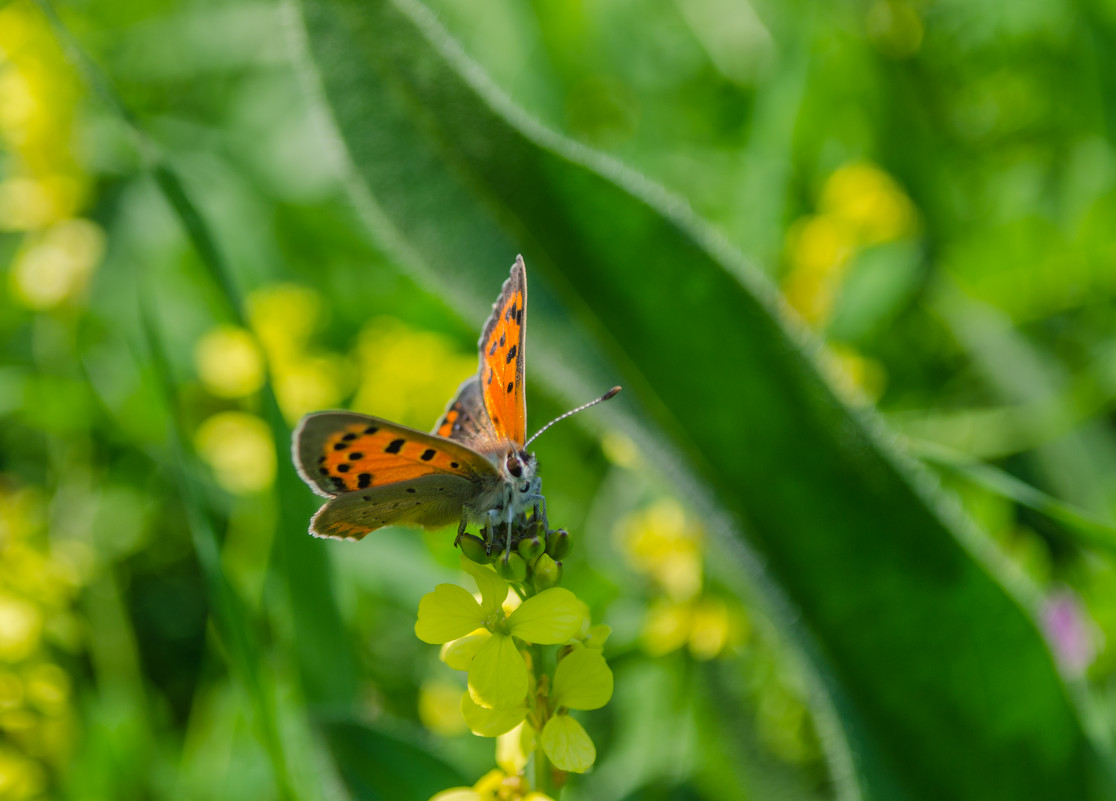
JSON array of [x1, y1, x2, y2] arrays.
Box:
[[461, 693, 527, 737], [440, 631, 491, 671], [429, 790, 481, 801], [541, 715, 596, 774], [584, 624, 611, 650], [416, 584, 485, 644], [496, 721, 535, 774], [463, 560, 509, 614], [552, 647, 613, 711], [472, 769, 506, 795], [468, 634, 528, 710], [507, 588, 585, 644]]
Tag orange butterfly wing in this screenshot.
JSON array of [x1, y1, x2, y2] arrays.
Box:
[[294, 412, 498, 497], [293, 412, 501, 540], [476, 256, 527, 447]]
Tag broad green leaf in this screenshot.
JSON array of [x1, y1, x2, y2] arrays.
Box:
[[290, 0, 1115, 799]]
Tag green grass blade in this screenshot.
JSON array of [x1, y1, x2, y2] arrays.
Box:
[[132, 269, 296, 801], [287, 0, 1116, 798], [913, 440, 1116, 556]]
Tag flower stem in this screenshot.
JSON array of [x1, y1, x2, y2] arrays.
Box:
[[533, 731, 557, 796]]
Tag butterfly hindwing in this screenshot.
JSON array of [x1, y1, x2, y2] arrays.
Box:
[[477, 256, 527, 447], [309, 473, 480, 540], [294, 411, 499, 498]]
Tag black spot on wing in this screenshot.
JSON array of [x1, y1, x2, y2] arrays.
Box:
[[506, 345, 517, 364], [450, 461, 460, 469], [358, 473, 372, 488], [333, 442, 346, 451], [420, 449, 436, 461], [506, 382, 514, 394], [364, 425, 379, 435], [406, 488, 416, 493], [342, 433, 357, 441], [349, 452, 363, 460], [337, 463, 350, 473], [330, 477, 346, 491], [385, 438, 405, 454]]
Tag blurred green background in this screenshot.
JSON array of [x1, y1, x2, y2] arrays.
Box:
[[2, 0, 1116, 798]]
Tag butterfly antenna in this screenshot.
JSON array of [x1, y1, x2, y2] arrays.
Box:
[[525, 386, 622, 448]]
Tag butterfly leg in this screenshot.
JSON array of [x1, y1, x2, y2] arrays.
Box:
[[454, 514, 468, 547], [531, 494, 549, 531]]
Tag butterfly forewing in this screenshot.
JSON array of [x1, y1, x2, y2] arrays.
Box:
[[294, 412, 499, 498], [477, 256, 527, 447]]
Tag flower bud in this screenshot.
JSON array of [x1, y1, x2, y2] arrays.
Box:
[[545, 529, 571, 560], [458, 533, 493, 565], [532, 553, 561, 590], [497, 552, 528, 582], [518, 534, 544, 561]]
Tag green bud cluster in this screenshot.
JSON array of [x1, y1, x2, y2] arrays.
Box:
[[455, 514, 570, 591]]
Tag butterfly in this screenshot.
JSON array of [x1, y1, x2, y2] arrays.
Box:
[[292, 255, 618, 547]]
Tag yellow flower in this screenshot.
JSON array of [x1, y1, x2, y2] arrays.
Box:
[[427, 768, 554, 801], [416, 567, 586, 710]]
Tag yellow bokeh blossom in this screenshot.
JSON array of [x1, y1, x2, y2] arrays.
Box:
[[617, 499, 703, 602], [783, 161, 917, 327], [194, 411, 276, 494], [351, 317, 476, 430], [246, 283, 349, 421], [194, 325, 266, 398], [419, 678, 468, 737], [1, 2, 103, 311], [9, 218, 105, 309], [822, 342, 887, 405], [0, 480, 80, 787], [820, 163, 917, 246]]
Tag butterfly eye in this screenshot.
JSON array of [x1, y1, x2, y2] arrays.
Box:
[[506, 452, 523, 478]]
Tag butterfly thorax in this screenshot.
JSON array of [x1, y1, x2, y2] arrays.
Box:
[[466, 446, 540, 526]]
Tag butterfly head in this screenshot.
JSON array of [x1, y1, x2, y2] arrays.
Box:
[[504, 448, 537, 489]]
